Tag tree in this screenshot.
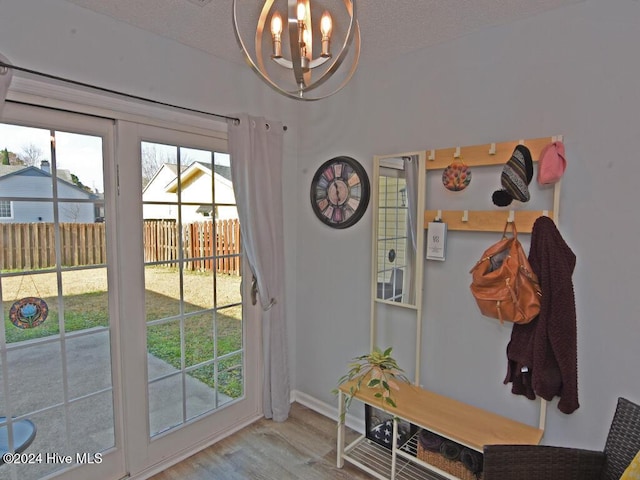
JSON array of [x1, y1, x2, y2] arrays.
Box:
[[19, 142, 45, 167], [70, 173, 93, 193], [141, 144, 194, 188], [0, 148, 20, 165], [59, 203, 81, 222], [141, 144, 172, 188]]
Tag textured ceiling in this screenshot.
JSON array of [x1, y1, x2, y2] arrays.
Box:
[[64, 0, 583, 67]]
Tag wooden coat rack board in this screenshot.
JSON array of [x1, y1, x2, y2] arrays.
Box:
[[422, 135, 560, 432], [424, 135, 562, 233]]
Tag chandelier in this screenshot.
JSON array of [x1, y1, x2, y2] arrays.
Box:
[[232, 0, 360, 101]]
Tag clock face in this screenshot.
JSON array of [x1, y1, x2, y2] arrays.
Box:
[[310, 156, 370, 229]]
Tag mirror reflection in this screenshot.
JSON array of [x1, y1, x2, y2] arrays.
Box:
[[375, 155, 419, 306]]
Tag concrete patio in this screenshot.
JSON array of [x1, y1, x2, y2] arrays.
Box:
[[1, 330, 230, 480]]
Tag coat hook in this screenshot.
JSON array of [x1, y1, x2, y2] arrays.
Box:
[[428, 149, 436, 161], [435, 209, 442, 222], [488, 143, 496, 155], [542, 210, 549, 217], [507, 210, 515, 223], [461, 210, 469, 222], [454, 147, 461, 159], [518, 139, 525, 146]]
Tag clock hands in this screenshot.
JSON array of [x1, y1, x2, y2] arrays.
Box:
[[333, 179, 342, 204]]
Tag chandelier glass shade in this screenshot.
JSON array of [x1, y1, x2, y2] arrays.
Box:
[[232, 0, 360, 101]]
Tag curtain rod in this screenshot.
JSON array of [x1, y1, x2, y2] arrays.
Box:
[[0, 61, 287, 131]]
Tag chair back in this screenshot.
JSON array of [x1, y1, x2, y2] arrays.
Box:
[[601, 397, 640, 480]]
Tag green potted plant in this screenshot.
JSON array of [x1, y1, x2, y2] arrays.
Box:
[[333, 346, 411, 417]]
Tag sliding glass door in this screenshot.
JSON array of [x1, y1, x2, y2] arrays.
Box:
[[116, 122, 261, 477], [0, 105, 261, 480], [0, 104, 123, 480]]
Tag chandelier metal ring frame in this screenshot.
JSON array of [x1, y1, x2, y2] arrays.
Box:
[[232, 0, 360, 101]]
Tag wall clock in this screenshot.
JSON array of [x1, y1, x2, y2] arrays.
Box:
[[310, 156, 370, 229]]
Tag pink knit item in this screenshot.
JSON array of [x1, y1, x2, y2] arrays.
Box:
[[537, 141, 566, 185]]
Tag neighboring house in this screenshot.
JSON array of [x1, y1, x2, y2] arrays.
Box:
[[140, 162, 183, 221], [142, 161, 238, 223], [0, 160, 99, 223]]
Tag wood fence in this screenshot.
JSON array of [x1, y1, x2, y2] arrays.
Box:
[[1, 220, 241, 274], [143, 219, 241, 274], [0, 222, 107, 270]]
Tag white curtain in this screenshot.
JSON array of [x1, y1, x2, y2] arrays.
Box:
[[0, 53, 13, 116], [403, 155, 419, 305], [228, 113, 290, 422], [404, 155, 419, 253]]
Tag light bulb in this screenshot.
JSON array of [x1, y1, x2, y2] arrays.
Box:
[[297, 2, 306, 22], [270, 12, 283, 36], [320, 10, 332, 57], [320, 11, 332, 37], [270, 11, 283, 58]]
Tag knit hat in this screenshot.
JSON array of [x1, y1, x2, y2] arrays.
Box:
[[537, 141, 566, 185], [492, 145, 533, 207]]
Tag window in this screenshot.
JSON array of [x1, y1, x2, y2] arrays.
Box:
[[0, 200, 12, 218]]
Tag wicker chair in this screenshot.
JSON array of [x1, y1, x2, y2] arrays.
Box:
[[483, 397, 640, 480]]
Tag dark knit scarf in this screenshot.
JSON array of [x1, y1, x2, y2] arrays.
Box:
[[504, 216, 579, 414]]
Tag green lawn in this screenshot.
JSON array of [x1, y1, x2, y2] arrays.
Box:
[[2, 267, 243, 398]]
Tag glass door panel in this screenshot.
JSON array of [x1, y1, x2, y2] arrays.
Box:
[[141, 140, 246, 440], [0, 107, 121, 480]]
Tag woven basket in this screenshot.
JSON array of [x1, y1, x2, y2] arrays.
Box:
[[417, 436, 483, 480]]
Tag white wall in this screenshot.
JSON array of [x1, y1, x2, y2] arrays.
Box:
[[294, 0, 640, 451]]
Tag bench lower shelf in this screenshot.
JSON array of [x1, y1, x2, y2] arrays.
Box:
[[343, 435, 450, 480], [337, 380, 543, 479]]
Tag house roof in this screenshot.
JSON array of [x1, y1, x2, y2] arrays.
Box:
[[0, 165, 25, 176], [162, 162, 232, 193], [142, 162, 189, 195], [195, 161, 231, 182], [0, 164, 96, 198], [0, 164, 74, 183]]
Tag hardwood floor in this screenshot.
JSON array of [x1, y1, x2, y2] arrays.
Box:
[[149, 402, 373, 480]]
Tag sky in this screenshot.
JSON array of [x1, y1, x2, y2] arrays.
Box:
[[0, 123, 231, 194], [0, 123, 104, 192]]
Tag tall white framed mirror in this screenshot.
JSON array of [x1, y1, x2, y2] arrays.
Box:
[[371, 152, 426, 308], [370, 151, 426, 384]]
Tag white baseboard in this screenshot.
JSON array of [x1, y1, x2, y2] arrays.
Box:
[[290, 389, 365, 434]]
